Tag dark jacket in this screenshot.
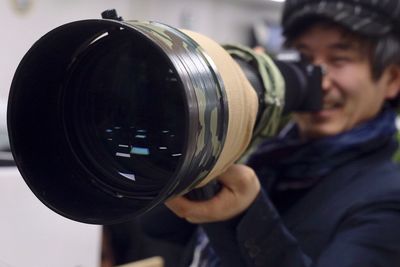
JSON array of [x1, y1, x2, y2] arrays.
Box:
[[203, 139, 400, 266]]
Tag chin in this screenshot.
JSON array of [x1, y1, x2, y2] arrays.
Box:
[[301, 124, 344, 139]]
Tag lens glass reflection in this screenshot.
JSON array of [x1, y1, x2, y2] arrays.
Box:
[[63, 29, 186, 197]]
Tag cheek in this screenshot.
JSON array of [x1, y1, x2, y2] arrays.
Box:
[[331, 66, 373, 105], [333, 70, 385, 121], [331, 66, 364, 93]]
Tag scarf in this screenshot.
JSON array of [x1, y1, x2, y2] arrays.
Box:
[[247, 108, 398, 192]]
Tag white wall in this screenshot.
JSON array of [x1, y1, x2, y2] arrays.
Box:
[[0, 167, 101, 267], [126, 0, 282, 43]]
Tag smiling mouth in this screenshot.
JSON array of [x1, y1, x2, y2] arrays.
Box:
[[322, 102, 342, 110]]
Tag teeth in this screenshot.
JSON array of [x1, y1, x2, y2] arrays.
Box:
[[323, 103, 339, 109]]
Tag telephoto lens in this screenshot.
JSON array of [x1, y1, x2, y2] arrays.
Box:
[[7, 13, 322, 224]]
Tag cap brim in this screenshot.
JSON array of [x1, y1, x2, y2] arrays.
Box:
[[283, 2, 392, 37]]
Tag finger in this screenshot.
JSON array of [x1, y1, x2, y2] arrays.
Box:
[[165, 188, 237, 223], [165, 164, 260, 223], [217, 164, 259, 194], [165, 195, 219, 223]]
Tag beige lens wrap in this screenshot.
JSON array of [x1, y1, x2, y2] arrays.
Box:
[[223, 45, 286, 162], [182, 30, 258, 186]]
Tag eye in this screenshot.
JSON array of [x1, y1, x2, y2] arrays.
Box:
[[300, 53, 313, 62], [329, 56, 351, 66], [300, 53, 314, 64]]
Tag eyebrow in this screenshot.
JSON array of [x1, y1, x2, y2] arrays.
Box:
[[328, 42, 355, 51], [295, 41, 356, 53]]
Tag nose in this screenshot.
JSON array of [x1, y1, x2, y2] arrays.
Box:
[[314, 63, 333, 92]]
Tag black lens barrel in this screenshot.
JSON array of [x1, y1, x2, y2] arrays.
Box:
[[235, 57, 323, 117], [8, 19, 230, 224], [274, 60, 323, 113]]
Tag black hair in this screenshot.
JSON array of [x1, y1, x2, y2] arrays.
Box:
[[372, 35, 400, 79]]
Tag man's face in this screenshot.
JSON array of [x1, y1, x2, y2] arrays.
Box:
[[292, 24, 398, 139]]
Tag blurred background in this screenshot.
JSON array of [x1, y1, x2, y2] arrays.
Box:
[[0, 1, 290, 267]]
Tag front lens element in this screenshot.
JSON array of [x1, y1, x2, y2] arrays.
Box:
[[63, 29, 187, 198]]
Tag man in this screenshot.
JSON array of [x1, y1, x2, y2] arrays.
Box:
[[166, 0, 400, 266]]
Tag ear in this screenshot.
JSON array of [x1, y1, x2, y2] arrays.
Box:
[[384, 64, 400, 99]]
